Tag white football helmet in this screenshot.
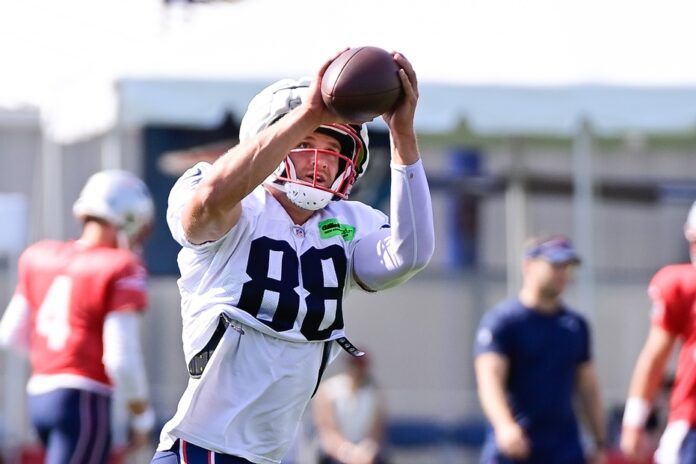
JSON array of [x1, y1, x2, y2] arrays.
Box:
[[73, 170, 154, 249], [239, 78, 369, 211]]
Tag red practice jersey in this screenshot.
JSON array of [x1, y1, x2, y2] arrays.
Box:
[[14, 240, 147, 387], [649, 263, 696, 425]]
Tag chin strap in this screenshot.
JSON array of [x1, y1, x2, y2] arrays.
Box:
[[285, 183, 332, 211]]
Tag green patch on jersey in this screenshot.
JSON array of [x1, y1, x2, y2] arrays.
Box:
[[319, 218, 355, 241]]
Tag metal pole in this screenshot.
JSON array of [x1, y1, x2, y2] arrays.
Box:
[[505, 137, 527, 296], [2, 195, 30, 459], [41, 136, 63, 239], [572, 118, 595, 321], [101, 128, 122, 170], [102, 82, 124, 171]]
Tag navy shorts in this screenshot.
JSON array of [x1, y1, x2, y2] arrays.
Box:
[[678, 428, 696, 463], [151, 440, 253, 464], [28, 388, 112, 464]]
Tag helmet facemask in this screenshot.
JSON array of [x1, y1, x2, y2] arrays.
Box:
[[270, 123, 366, 211], [238, 79, 370, 212]]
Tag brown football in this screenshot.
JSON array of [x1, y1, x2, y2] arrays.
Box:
[[321, 47, 403, 123]]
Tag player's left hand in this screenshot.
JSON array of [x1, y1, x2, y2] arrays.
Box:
[[305, 49, 354, 126], [620, 425, 649, 462], [381, 52, 418, 138]]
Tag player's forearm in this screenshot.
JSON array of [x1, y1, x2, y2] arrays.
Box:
[[0, 294, 31, 354], [389, 130, 420, 165], [476, 355, 517, 430], [577, 372, 607, 449], [185, 107, 320, 228], [321, 430, 355, 460], [586, 394, 607, 450], [315, 413, 355, 459], [622, 353, 666, 431], [366, 406, 386, 444], [628, 359, 666, 403], [576, 363, 606, 443], [387, 159, 434, 271], [103, 312, 149, 401], [313, 390, 352, 457], [627, 330, 674, 402], [222, 107, 319, 199], [623, 328, 674, 432], [479, 383, 518, 431], [352, 159, 434, 290]]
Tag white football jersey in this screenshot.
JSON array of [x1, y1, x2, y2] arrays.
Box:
[[167, 162, 388, 365], [160, 162, 389, 463]]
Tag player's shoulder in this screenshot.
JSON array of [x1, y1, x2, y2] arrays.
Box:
[[82, 246, 144, 274], [651, 263, 696, 291], [482, 298, 526, 325], [169, 162, 213, 200], [490, 298, 526, 315], [242, 185, 272, 214], [653, 263, 696, 280], [22, 239, 64, 255], [558, 305, 590, 328], [20, 239, 72, 263], [180, 161, 213, 181]]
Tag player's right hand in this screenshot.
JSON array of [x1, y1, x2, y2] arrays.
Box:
[[381, 52, 418, 136], [495, 421, 531, 460], [620, 426, 647, 462]]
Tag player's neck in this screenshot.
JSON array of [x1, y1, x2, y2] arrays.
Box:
[[79, 221, 118, 248], [518, 287, 561, 313], [267, 187, 315, 225]]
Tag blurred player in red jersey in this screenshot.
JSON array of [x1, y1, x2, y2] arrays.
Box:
[[0, 170, 156, 464], [621, 201, 696, 464]]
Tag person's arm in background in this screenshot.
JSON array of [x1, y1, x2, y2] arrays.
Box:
[[364, 389, 387, 457], [0, 251, 32, 354], [0, 294, 31, 354], [103, 310, 155, 450], [620, 326, 676, 460], [475, 352, 531, 460], [313, 382, 377, 464], [576, 361, 607, 463]]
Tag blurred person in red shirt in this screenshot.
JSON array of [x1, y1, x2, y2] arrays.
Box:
[[621, 201, 696, 463], [0, 170, 156, 463]]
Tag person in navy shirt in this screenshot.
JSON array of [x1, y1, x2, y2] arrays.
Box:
[[474, 235, 606, 464]]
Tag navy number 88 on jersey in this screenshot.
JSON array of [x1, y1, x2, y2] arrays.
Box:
[[238, 237, 346, 341]]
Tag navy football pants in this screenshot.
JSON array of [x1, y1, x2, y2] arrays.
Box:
[[678, 428, 696, 463], [28, 388, 111, 464], [151, 440, 253, 463]]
